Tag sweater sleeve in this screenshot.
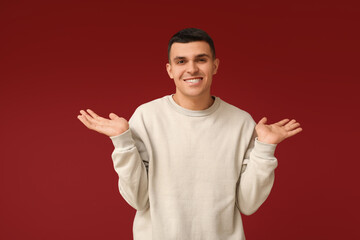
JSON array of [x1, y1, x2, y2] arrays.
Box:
[[236, 131, 278, 216], [110, 111, 149, 211]]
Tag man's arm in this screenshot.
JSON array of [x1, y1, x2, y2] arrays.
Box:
[[78, 109, 149, 211], [236, 117, 302, 215]]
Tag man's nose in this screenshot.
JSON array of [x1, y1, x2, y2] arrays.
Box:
[[186, 61, 199, 74]]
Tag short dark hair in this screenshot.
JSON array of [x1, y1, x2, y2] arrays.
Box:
[[168, 28, 216, 61]]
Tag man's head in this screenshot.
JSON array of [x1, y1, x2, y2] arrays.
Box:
[[166, 28, 219, 102], [168, 28, 216, 61]]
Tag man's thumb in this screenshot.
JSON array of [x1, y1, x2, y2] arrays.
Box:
[[258, 117, 267, 125], [109, 113, 119, 120]]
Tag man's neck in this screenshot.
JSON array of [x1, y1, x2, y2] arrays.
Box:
[[172, 93, 214, 111]]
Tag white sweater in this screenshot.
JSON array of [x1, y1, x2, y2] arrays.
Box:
[[110, 95, 278, 240]]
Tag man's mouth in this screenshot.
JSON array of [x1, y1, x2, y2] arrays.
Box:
[[184, 77, 203, 83]]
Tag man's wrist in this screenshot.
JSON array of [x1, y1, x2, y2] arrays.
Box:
[[254, 137, 277, 158]]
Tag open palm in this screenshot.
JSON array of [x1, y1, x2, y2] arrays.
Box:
[[77, 109, 129, 137], [255, 117, 302, 144]]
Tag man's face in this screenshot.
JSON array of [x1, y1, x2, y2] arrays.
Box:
[[166, 41, 219, 100]]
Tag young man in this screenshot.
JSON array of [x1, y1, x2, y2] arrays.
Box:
[[78, 28, 302, 240]]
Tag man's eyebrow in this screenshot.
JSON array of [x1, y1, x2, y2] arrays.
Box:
[[173, 56, 186, 61], [173, 54, 210, 61], [195, 54, 210, 58]]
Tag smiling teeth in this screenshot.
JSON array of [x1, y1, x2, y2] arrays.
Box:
[[185, 78, 201, 83]]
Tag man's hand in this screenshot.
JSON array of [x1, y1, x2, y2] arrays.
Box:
[[77, 109, 129, 137], [255, 117, 302, 145]]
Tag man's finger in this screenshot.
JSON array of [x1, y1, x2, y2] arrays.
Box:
[[275, 119, 290, 126], [286, 122, 301, 131], [287, 127, 303, 138], [80, 109, 92, 119], [285, 119, 296, 127], [87, 109, 100, 119], [82, 111, 97, 125], [109, 113, 119, 120], [258, 117, 267, 125], [78, 115, 92, 129]]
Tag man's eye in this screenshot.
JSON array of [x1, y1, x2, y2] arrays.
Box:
[[199, 58, 206, 62], [177, 60, 184, 64]]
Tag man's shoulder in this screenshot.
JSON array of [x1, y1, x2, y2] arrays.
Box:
[[129, 96, 170, 125], [136, 95, 169, 111], [218, 97, 254, 122], [131, 95, 170, 118]]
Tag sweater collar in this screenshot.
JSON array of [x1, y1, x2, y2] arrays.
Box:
[[166, 94, 221, 117]]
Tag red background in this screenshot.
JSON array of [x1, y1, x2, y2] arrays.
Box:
[[1, 0, 359, 239]]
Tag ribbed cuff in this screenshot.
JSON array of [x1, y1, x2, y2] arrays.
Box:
[[253, 137, 277, 159], [110, 129, 135, 150]]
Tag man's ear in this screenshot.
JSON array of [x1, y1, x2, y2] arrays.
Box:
[[213, 58, 220, 75], [166, 62, 174, 79]]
